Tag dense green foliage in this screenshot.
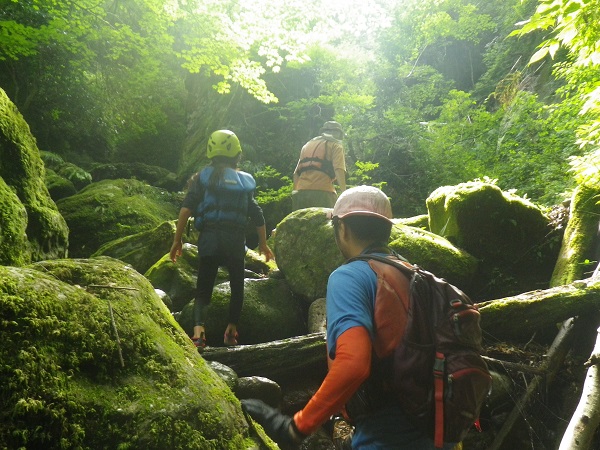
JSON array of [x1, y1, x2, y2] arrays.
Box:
[[1, 0, 598, 214], [512, 0, 600, 187]]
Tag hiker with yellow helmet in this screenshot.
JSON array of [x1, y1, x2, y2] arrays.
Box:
[[170, 130, 273, 350], [292, 121, 347, 210]]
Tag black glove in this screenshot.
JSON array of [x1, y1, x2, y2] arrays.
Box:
[[241, 399, 305, 449]]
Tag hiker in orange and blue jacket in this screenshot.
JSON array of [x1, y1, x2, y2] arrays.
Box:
[[170, 130, 273, 350], [292, 121, 347, 210], [242, 186, 456, 449]]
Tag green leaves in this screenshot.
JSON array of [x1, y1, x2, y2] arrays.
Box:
[[513, 0, 600, 188], [0, 21, 40, 60]]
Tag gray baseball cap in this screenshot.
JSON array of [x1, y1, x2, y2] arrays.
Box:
[[329, 186, 393, 223]]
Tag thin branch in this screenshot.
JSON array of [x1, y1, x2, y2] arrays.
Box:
[[86, 284, 139, 291], [108, 300, 125, 368], [482, 356, 546, 376], [406, 45, 429, 78]]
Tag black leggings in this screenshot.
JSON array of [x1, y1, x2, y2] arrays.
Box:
[[194, 254, 245, 327]]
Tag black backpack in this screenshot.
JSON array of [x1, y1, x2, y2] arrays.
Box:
[[346, 253, 492, 448]]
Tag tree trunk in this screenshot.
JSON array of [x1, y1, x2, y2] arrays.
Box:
[[478, 278, 600, 342], [559, 326, 600, 450], [203, 332, 327, 384]]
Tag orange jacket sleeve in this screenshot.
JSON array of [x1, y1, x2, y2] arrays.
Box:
[[293, 326, 371, 435]]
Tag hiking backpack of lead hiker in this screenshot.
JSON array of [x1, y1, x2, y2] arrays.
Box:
[[347, 252, 492, 449]]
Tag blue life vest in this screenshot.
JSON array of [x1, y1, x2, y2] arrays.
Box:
[[194, 167, 256, 231]]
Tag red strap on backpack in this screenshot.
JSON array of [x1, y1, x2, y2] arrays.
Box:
[[433, 352, 445, 449]]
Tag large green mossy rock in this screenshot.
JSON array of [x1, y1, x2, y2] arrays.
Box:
[[551, 183, 600, 287], [274, 208, 479, 300], [394, 214, 429, 229], [0, 88, 69, 264], [0, 178, 29, 265], [145, 243, 209, 312], [274, 208, 344, 301], [177, 277, 305, 346], [427, 182, 550, 261], [0, 257, 259, 449], [93, 220, 194, 275], [45, 168, 77, 201], [89, 162, 180, 191], [389, 224, 478, 290], [427, 182, 558, 298], [40, 152, 92, 195], [56, 179, 180, 258]]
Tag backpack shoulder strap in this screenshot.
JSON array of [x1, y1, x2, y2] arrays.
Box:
[[348, 253, 414, 278], [347, 252, 415, 359]]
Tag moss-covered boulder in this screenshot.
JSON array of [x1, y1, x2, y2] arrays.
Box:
[[245, 248, 278, 275], [274, 208, 344, 301], [177, 277, 305, 346], [45, 168, 78, 201], [89, 162, 180, 191], [0, 88, 69, 264], [394, 214, 429, 229], [551, 183, 600, 286], [0, 177, 29, 265], [93, 220, 195, 275], [389, 224, 478, 290], [274, 207, 478, 300], [427, 181, 559, 299], [56, 179, 180, 258], [145, 243, 210, 312], [0, 257, 260, 449]]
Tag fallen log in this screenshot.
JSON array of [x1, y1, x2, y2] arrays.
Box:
[[478, 278, 600, 342], [559, 325, 600, 450], [202, 332, 327, 383], [203, 280, 600, 383]]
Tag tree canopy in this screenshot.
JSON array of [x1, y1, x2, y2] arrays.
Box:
[[1, 0, 598, 213]]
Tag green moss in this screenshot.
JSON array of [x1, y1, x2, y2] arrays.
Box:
[[274, 207, 345, 299], [426, 181, 557, 298], [245, 248, 277, 274], [551, 183, 600, 286], [427, 182, 549, 266], [45, 168, 78, 201], [177, 277, 305, 345], [389, 224, 478, 289], [0, 178, 30, 265], [394, 214, 429, 229], [93, 221, 182, 275], [0, 258, 252, 449], [56, 179, 180, 257], [0, 88, 69, 263], [145, 244, 203, 312]]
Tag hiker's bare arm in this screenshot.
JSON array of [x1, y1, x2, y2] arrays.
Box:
[[293, 326, 370, 434], [170, 207, 193, 262], [256, 224, 274, 262]]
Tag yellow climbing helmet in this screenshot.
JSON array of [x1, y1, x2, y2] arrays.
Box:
[[207, 130, 242, 159]]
